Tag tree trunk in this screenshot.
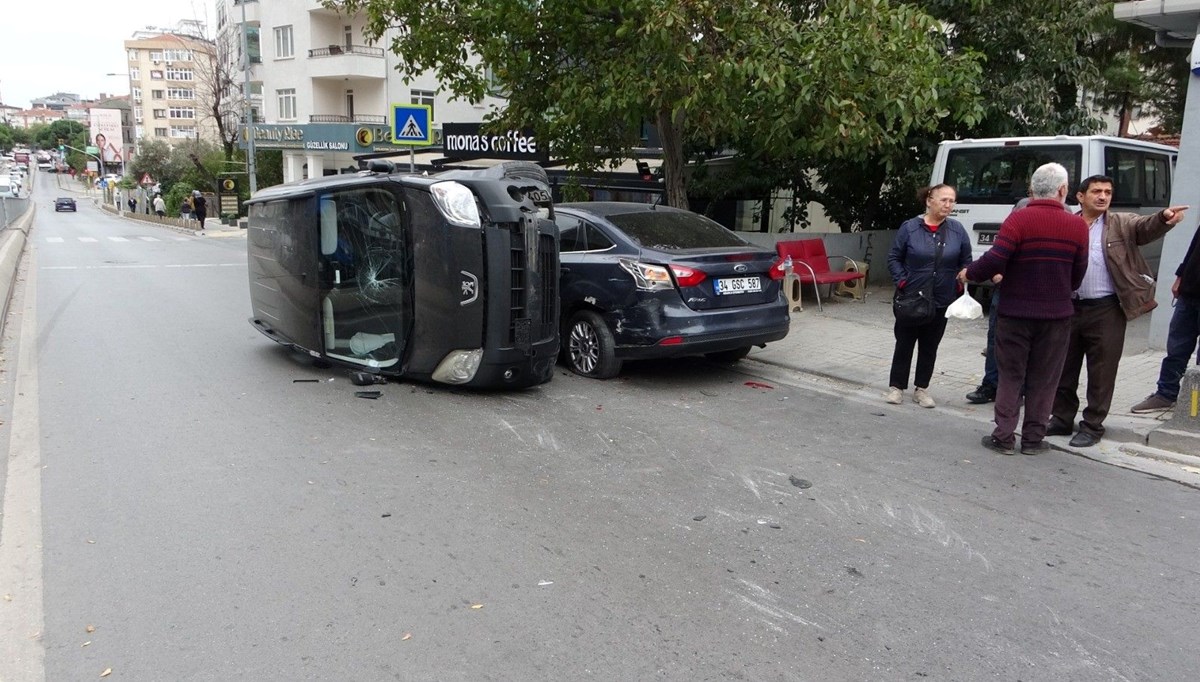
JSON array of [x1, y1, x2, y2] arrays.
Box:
[[1119, 95, 1132, 137], [656, 107, 687, 209]]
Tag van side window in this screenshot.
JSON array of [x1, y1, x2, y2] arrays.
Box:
[[1104, 148, 1173, 207]]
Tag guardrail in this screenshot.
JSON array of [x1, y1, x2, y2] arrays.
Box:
[[309, 114, 388, 124], [307, 45, 384, 58]]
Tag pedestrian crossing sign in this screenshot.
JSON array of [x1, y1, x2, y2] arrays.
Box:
[[391, 104, 432, 146]]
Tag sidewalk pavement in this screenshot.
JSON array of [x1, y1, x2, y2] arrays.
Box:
[[745, 286, 1200, 476]]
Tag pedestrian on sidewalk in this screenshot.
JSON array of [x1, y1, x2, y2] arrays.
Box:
[[1131, 225, 1200, 414], [1046, 176, 1188, 447], [960, 163, 1088, 456], [192, 190, 208, 230], [153, 193, 166, 217], [885, 184, 972, 409]]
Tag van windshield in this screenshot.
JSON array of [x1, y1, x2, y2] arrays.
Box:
[[944, 145, 1082, 205]]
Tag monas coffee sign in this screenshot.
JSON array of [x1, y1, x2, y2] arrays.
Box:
[[442, 123, 545, 161]]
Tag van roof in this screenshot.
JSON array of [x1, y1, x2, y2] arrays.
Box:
[[938, 135, 1178, 153]]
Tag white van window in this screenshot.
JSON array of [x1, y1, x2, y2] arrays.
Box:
[[1104, 148, 1171, 207], [944, 145, 1082, 206]]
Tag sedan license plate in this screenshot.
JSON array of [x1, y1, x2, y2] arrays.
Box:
[[715, 276, 762, 295], [977, 232, 997, 245]]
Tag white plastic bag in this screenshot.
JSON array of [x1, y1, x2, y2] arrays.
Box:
[[945, 292, 983, 320]]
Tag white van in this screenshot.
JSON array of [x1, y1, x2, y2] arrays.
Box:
[[931, 135, 1177, 260], [0, 177, 17, 198]]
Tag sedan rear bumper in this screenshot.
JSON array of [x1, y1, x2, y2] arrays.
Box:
[[607, 296, 791, 359]]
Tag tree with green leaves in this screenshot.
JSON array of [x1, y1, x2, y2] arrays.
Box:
[[328, 0, 981, 209]]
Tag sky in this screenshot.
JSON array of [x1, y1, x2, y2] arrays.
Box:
[[1, 0, 213, 109]]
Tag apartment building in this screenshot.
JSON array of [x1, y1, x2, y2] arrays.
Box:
[[217, 0, 506, 183], [123, 25, 222, 147]]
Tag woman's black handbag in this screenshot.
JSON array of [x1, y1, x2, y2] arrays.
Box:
[[892, 229, 945, 327], [892, 287, 937, 326]]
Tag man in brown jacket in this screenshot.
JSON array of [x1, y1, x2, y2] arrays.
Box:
[[1047, 175, 1188, 447]]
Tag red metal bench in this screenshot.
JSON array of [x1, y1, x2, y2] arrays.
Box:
[[775, 238, 866, 311]]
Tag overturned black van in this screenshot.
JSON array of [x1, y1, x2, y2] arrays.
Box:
[[245, 161, 559, 388]]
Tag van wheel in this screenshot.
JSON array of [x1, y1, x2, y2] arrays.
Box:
[[706, 347, 752, 363], [565, 311, 621, 379]]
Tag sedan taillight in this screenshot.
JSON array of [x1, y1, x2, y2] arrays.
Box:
[[768, 257, 789, 281], [669, 264, 707, 287]]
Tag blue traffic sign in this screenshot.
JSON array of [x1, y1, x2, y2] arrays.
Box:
[[391, 104, 432, 146]]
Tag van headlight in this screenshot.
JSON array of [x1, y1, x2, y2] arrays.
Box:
[[431, 349, 484, 384], [430, 181, 481, 228]]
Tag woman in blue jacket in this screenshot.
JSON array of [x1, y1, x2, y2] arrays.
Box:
[[886, 184, 972, 408]]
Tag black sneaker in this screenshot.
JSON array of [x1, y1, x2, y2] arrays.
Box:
[[981, 435, 1015, 456], [966, 384, 996, 404], [1020, 441, 1050, 456], [1045, 418, 1073, 437]]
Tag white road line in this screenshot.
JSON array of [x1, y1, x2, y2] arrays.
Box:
[[108, 237, 129, 242], [41, 263, 244, 271], [0, 248, 46, 680], [138, 236, 161, 242], [45, 237, 63, 243], [78, 237, 98, 242]]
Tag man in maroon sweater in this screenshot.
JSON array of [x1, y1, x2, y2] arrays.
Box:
[[959, 163, 1089, 455]]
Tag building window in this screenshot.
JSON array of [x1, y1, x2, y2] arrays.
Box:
[[167, 88, 195, 100], [132, 87, 142, 103], [410, 89, 435, 121], [150, 70, 164, 80], [169, 107, 196, 119], [166, 67, 194, 81], [274, 26, 294, 59], [170, 127, 198, 139], [247, 27, 261, 64], [127, 48, 138, 61], [344, 25, 353, 49], [154, 127, 168, 137], [163, 49, 193, 62], [152, 90, 164, 100], [153, 109, 166, 119], [134, 111, 143, 124], [129, 67, 140, 81], [277, 88, 296, 120], [150, 51, 164, 62]]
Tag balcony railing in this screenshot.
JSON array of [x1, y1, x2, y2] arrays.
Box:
[[310, 114, 387, 124], [307, 45, 384, 58]]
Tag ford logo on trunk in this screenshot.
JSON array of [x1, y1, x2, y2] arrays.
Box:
[[733, 264, 749, 273]]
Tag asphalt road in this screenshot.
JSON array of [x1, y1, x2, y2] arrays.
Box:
[[1, 195, 1198, 681]]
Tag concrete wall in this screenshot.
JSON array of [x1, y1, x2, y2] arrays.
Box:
[[1, 197, 31, 228]]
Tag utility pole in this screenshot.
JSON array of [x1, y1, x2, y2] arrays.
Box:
[[241, 0, 257, 193]]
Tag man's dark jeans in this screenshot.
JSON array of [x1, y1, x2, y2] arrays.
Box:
[[1157, 296, 1200, 402], [982, 287, 1000, 388]]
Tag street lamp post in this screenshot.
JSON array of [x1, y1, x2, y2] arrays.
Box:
[[241, 0, 257, 193]]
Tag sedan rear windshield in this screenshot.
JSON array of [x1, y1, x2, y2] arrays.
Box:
[[606, 210, 749, 250]]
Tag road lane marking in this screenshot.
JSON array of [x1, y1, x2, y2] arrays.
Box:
[[40, 263, 244, 271], [0, 248, 46, 680], [138, 237, 161, 242], [107, 237, 129, 242], [79, 237, 98, 242]]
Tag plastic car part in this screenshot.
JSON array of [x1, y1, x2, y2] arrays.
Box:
[[705, 347, 752, 363], [565, 310, 622, 379], [429, 181, 481, 228], [431, 348, 484, 384]]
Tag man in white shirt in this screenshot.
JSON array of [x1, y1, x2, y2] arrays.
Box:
[[1046, 175, 1188, 447]]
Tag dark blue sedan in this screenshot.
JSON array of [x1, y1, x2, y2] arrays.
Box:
[[552, 202, 790, 378], [54, 197, 77, 212]]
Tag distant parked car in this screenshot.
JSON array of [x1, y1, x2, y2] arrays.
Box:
[[551, 202, 790, 378], [54, 197, 77, 212]]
